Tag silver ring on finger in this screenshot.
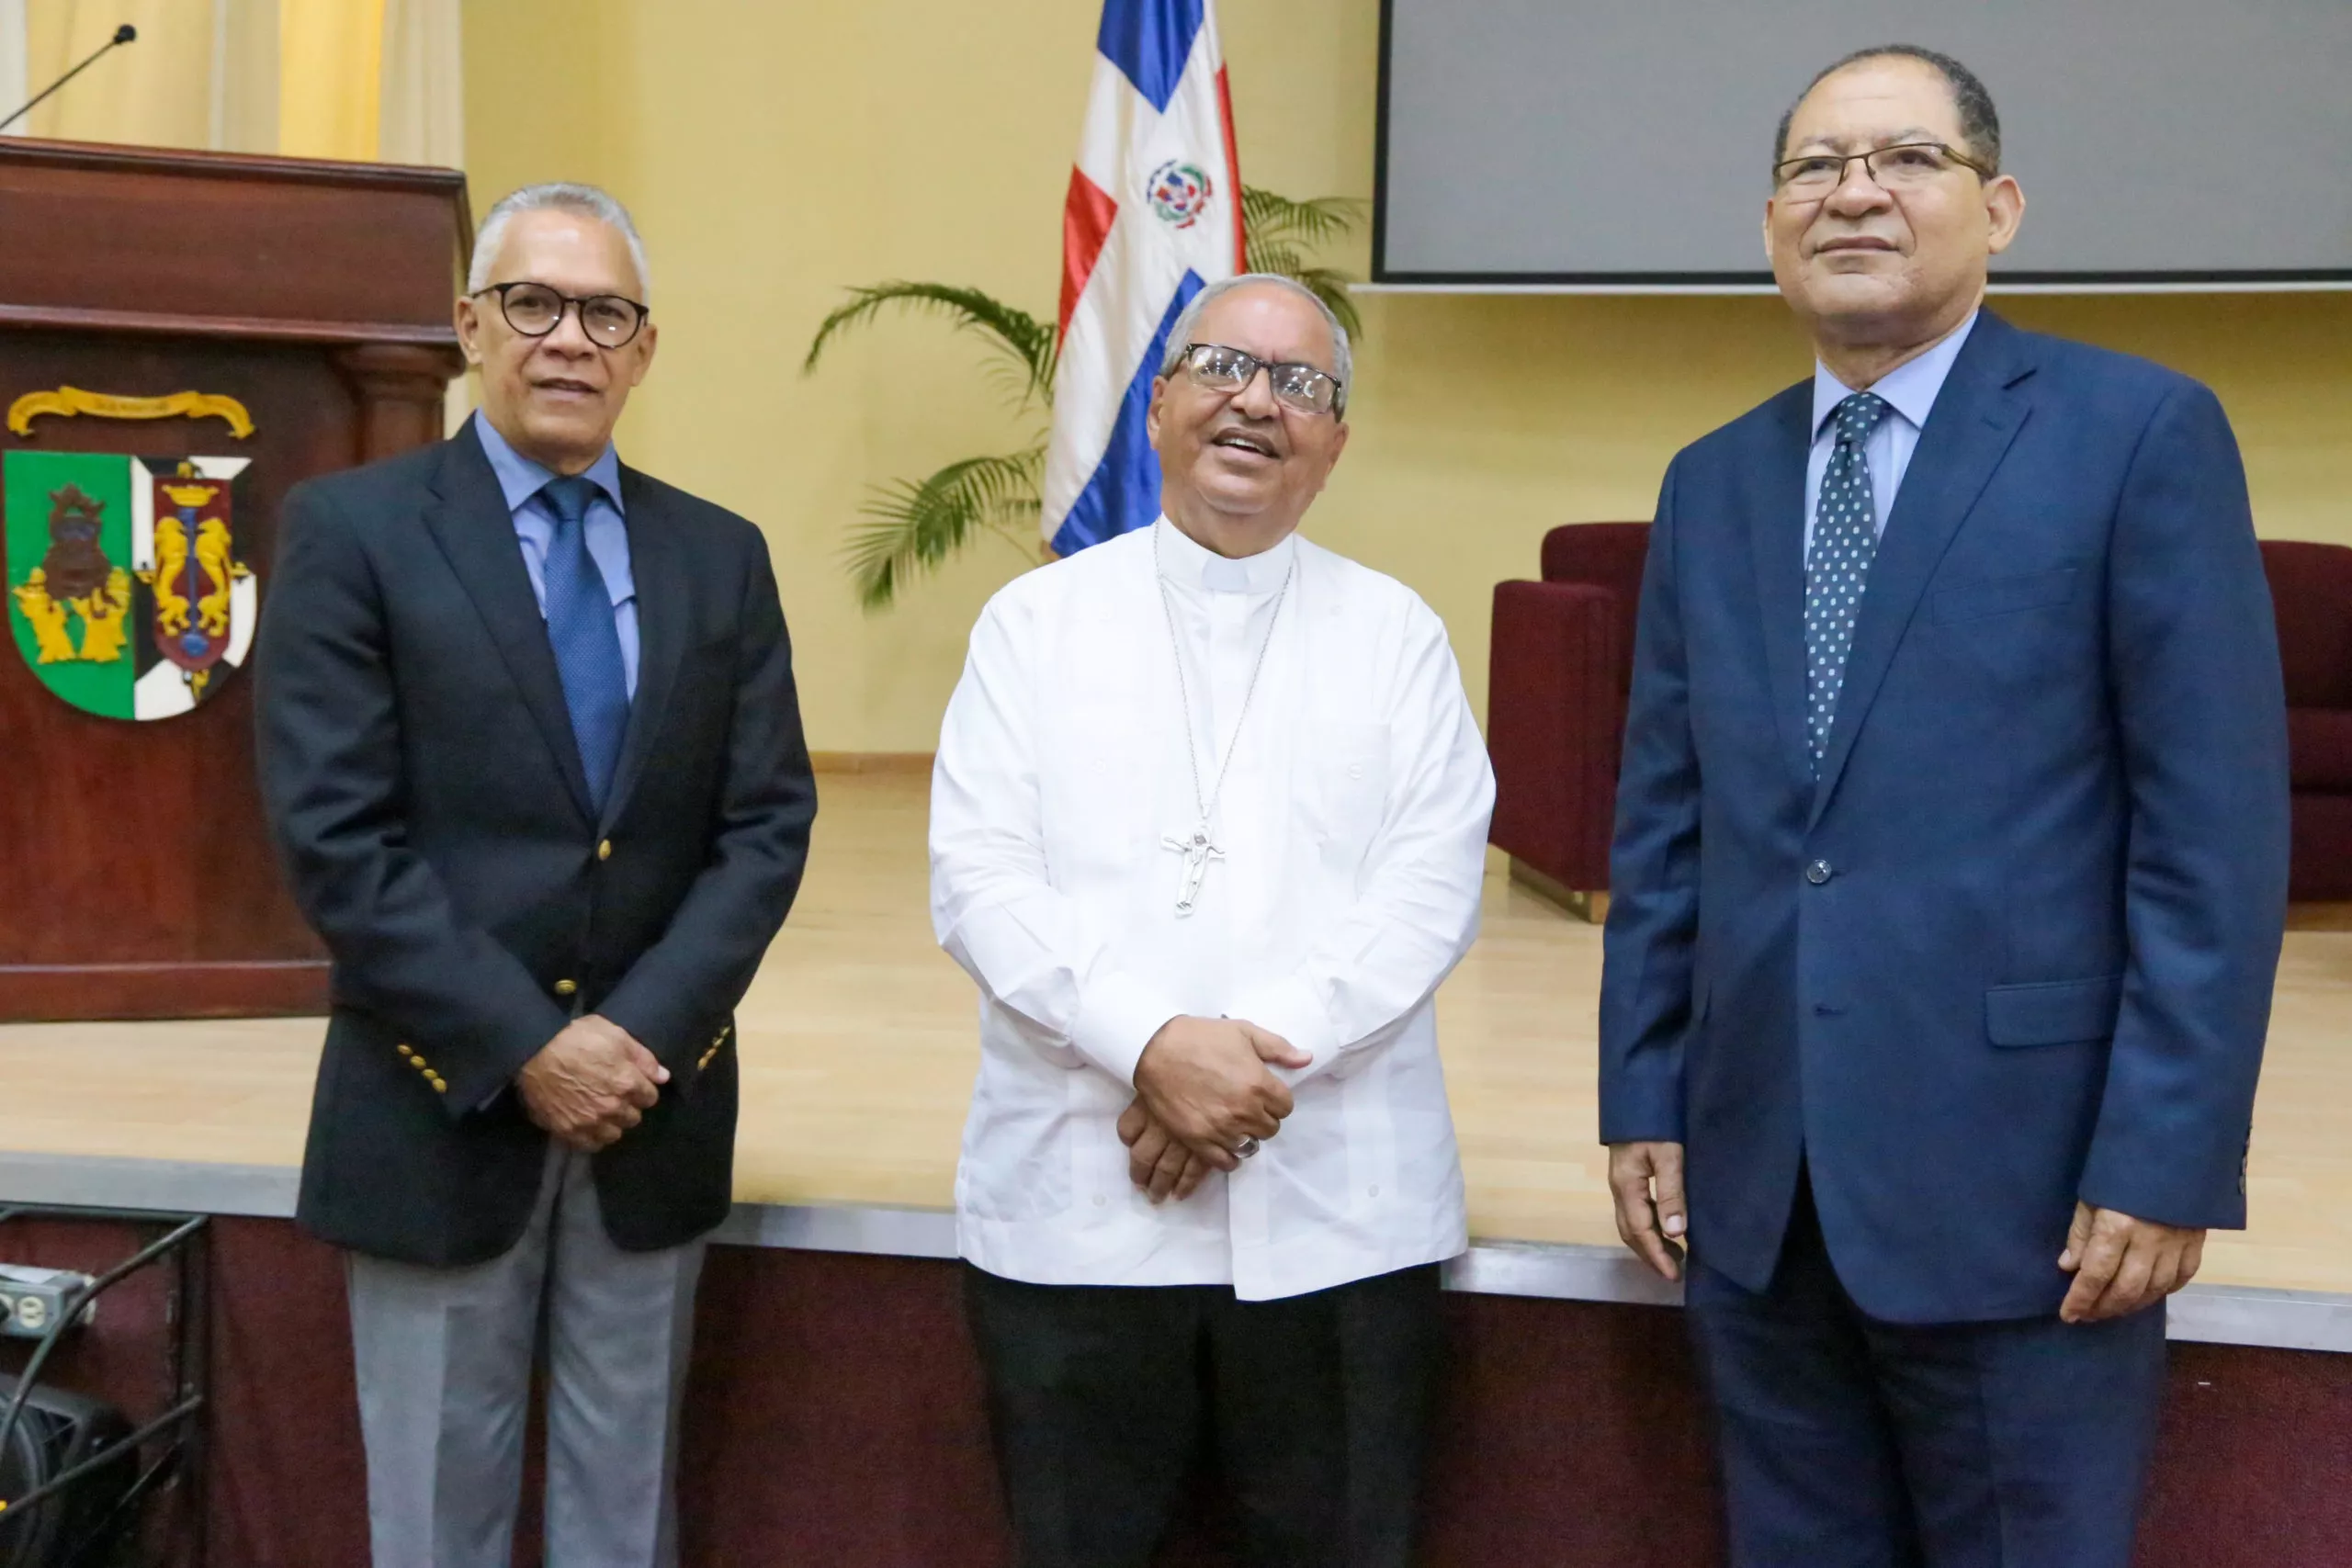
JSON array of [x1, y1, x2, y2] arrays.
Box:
[[1234, 1136, 1261, 1160]]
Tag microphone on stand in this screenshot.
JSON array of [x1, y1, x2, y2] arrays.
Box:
[[0, 24, 139, 136]]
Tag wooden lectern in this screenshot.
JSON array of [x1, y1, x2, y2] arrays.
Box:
[[0, 139, 470, 1021]]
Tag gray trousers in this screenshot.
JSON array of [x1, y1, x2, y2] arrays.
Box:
[[346, 1141, 706, 1568]]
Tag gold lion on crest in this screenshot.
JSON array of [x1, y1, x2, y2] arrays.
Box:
[[150, 515, 194, 637], [147, 474, 248, 642], [12, 570, 78, 663], [196, 516, 247, 637], [13, 483, 133, 664]]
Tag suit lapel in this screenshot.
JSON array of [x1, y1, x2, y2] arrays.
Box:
[[600, 466, 687, 831], [1748, 383, 1819, 791], [423, 418, 596, 823], [1809, 312, 2036, 828]]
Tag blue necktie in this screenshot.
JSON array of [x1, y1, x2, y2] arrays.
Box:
[[1805, 391, 1892, 769], [538, 475, 629, 812]]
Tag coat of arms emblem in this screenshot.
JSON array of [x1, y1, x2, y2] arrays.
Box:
[[4, 453, 256, 719], [1145, 160, 1215, 229]]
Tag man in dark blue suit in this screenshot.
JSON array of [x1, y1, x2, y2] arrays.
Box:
[[1599, 45, 2290, 1567]]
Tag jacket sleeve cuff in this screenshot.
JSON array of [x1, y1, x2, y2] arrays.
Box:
[[599, 985, 693, 1075], [436, 991, 570, 1122], [1069, 971, 1183, 1087], [2077, 1131, 2251, 1232], [1228, 976, 1341, 1086], [1597, 1078, 1687, 1146]]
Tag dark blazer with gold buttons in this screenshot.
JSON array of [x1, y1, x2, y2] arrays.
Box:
[[255, 417, 818, 1267]]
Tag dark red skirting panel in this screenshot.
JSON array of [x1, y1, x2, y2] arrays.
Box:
[[4, 1215, 2349, 1565]]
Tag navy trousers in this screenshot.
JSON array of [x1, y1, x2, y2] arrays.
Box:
[[1686, 1177, 2168, 1568]]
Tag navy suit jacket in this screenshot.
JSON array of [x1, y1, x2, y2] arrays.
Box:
[[255, 419, 818, 1267], [1598, 311, 2290, 1324]]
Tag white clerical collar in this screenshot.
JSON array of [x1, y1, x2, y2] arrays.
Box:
[[1153, 516, 1298, 595]]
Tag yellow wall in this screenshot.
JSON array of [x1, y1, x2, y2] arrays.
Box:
[[461, 0, 2352, 753]]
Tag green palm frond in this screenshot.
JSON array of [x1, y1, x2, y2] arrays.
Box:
[[845, 446, 1046, 610], [807, 186, 1365, 607], [1242, 190, 1366, 341], [1241, 187, 1364, 255], [805, 282, 1057, 409], [1248, 241, 1309, 276]]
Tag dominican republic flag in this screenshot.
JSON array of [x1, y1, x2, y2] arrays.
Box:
[[1042, 0, 1245, 557]]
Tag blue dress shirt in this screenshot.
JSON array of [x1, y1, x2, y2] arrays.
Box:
[[1804, 309, 1979, 553], [473, 415, 639, 696]]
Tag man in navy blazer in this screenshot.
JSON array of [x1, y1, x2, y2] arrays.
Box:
[[257, 184, 816, 1567], [1599, 45, 2290, 1567]]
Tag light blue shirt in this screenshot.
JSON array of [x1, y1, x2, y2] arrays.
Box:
[[473, 414, 639, 696], [1804, 309, 1979, 556]]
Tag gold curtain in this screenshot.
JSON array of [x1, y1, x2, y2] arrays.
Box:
[[379, 0, 462, 166], [9, 0, 458, 165], [22, 0, 215, 146], [215, 0, 279, 154], [277, 0, 385, 160]]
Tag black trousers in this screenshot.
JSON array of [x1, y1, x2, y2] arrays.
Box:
[[1686, 1175, 2167, 1568], [962, 1262, 1446, 1568]]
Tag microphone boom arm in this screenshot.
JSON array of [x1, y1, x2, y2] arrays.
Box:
[[0, 24, 139, 137]]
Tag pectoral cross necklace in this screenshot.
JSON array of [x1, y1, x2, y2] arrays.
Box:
[[1154, 524, 1295, 917]]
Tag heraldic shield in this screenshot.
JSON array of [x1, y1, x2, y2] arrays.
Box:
[[3, 452, 256, 720]]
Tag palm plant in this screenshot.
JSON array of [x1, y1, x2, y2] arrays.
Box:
[[804, 188, 1364, 609]]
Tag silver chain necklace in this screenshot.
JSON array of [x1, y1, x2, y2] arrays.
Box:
[[1153, 523, 1295, 916]]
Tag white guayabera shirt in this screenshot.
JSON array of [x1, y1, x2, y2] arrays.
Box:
[[930, 518, 1496, 1301]]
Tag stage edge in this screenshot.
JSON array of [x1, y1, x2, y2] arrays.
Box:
[[2, 1152, 2345, 1352]]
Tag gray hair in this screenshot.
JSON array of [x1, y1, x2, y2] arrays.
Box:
[[468, 182, 652, 299], [1159, 274, 1353, 418]]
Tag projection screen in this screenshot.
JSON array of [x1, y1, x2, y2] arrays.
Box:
[[1373, 0, 2352, 289]]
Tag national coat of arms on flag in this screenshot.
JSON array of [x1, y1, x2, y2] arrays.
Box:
[[1042, 0, 1247, 558], [4, 452, 256, 720]]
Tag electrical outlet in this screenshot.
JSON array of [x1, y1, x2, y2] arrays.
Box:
[[0, 1264, 96, 1338]]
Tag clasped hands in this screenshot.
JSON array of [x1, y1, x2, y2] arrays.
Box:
[[1117, 1015, 1310, 1203], [518, 1014, 670, 1152], [1606, 1140, 2206, 1323]]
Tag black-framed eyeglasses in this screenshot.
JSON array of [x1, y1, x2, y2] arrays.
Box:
[[1175, 342, 1346, 417], [1772, 141, 1993, 197], [471, 281, 650, 348]]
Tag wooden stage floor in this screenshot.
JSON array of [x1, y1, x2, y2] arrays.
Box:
[[2, 773, 2346, 1295]]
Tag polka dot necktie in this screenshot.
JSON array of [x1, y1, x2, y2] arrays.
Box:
[[538, 474, 629, 813], [1805, 391, 1892, 769]]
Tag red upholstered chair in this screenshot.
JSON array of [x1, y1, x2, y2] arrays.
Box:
[[1487, 530, 2352, 918], [1487, 523, 1652, 920], [2264, 540, 2352, 904]]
